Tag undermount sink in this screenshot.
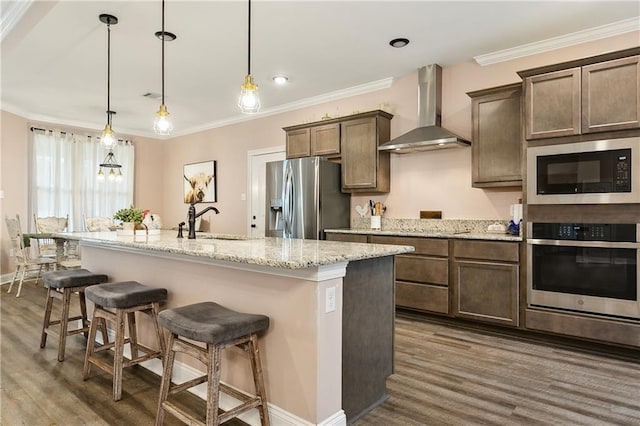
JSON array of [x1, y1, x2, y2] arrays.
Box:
[[197, 233, 250, 240]]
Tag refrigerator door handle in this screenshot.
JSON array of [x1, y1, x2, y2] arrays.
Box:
[[283, 165, 293, 237]]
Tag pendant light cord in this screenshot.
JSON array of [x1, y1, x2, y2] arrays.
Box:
[[106, 21, 111, 126], [247, 0, 251, 75], [161, 0, 165, 105]]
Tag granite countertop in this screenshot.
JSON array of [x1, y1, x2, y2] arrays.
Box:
[[327, 218, 523, 242], [55, 230, 414, 269], [325, 228, 522, 242]]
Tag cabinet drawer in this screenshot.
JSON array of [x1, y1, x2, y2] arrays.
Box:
[[369, 236, 448, 256], [454, 240, 519, 262], [395, 255, 448, 285], [396, 281, 449, 314], [325, 233, 368, 243]]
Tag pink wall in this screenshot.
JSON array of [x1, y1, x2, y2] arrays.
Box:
[[1, 111, 30, 271]]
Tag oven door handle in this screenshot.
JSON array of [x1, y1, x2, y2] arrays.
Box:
[[527, 239, 640, 249]]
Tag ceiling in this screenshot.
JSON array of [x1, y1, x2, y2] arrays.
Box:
[[1, 1, 638, 138]]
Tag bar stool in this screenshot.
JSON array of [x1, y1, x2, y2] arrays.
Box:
[[40, 269, 109, 362], [83, 281, 167, 401], [155, 302, 270, 426]]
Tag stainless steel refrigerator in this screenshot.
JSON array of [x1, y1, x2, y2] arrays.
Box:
[[265, 157, 350, 239]]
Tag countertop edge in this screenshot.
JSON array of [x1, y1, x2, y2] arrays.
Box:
[[55, 231, 415, 270]]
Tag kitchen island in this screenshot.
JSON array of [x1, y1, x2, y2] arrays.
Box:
[[57, 230, 413, 426]]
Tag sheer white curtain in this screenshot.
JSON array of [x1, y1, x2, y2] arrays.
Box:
[[30, 129, 135, 231]]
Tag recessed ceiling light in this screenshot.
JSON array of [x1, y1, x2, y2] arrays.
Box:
[[389, 38, 409, 48], [273, 75, 289, 85]]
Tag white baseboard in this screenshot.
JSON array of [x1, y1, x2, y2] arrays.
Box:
[[97, 333, 345, 426]]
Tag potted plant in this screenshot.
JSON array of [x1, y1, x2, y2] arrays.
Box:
[[113, 205, 145, 231]]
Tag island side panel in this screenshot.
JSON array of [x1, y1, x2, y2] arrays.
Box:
[[81, 244, 343, 425], [342, 255, 395, 423]]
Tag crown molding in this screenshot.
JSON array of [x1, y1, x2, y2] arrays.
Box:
[[173, 77, 393, 138], [474, 17, 640, 66]]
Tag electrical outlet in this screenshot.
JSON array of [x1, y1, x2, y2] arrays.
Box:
[[9, 248, 14, 257], [325, 286, 336, 313]]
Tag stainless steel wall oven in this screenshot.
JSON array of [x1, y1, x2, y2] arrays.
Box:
[[527, 222, 640, 319]]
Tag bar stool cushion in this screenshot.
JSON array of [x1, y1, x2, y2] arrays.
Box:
[[85, 281, 167, 309], [158, 302, 269, 344], [43, 268, 108, 289]]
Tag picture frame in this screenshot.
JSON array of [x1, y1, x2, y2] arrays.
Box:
[[183, 160, 217, 203]]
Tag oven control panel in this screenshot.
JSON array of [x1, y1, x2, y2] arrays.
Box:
[[532, 223, 636, 242]]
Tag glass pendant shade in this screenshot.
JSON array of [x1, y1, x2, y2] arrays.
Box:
[[97, 168, 105, 180], [154, 104, 173, 135], [101, 123, 116, 148], [238, 74, 260, 113]]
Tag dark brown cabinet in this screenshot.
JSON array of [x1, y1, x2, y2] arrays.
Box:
[[285, 128, 311, 158], [523, 68, 581, 140], [370, 235, 449, 315], [310, 123, 341, 156], [285, 123, 340, 159], [520, 49, 640, 140], [453, 240, 519, 327], [341, 113, 391, 193], [467, 83, 523, 187], [325, 233, 368, 243], [283, 110, 392, 193], [581, 55, 640, 133]]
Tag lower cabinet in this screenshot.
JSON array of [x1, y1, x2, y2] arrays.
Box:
[[325, 233, 521, 322], [370, 235, 450, 315], [452, 240, 519, 327]]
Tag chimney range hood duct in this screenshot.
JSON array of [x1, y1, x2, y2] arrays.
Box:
[[378, 64, 471, 153]]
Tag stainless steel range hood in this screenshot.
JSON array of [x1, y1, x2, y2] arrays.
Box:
[[379, 64, 471, 153]]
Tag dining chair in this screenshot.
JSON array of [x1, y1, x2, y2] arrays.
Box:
[[83, 215, 113, 232], [5, 215, 57, 297], [33, 214, 69, 258]]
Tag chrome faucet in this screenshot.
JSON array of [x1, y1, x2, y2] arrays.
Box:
[[187, 203, 220, 239]]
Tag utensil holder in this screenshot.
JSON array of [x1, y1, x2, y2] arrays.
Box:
[[370, 215, 381, 230]]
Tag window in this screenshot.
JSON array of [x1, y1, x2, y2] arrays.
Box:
[[30, 128, 135, 231]]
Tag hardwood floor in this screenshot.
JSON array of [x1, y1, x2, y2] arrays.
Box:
[[2, 280, 639, 425], [356, 314, 640, 425]]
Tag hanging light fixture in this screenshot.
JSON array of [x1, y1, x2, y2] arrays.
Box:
[[238, 0, 260, 113], [97, 150, 123, 182], [153, 0, 176, 135], [99, 13, 118, 148]]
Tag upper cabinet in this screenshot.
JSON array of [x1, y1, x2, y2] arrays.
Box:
[[519, 48, 640, 141], [524, 68, 581, 139], [467, 83, 523, 188], [582, 56, 640, 134], [283, 110, 392, 193]]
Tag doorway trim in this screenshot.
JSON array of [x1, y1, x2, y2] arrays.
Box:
[[246, 146, 286, 237]]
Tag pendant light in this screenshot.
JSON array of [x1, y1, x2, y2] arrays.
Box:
[[97, 150, 123, 182], [99, 14, 118, 148], [153, 0, 176, 135], [238, 0, 260, 113]]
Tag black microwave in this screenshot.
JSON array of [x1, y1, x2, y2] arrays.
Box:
[[527, 138, 640, 204]]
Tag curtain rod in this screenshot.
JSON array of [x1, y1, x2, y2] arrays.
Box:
[[30, 126, 133, 144]]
